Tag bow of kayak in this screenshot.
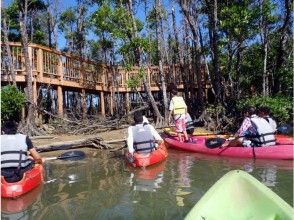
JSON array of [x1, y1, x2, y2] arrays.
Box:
[[185, 170, 293, 220]]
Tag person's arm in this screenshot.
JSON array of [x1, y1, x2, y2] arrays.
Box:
[[150, 125, 163, 145], [168, 100, 174, 124], [236, 117, 252, 137], [26, 137, 43, 164], [183, 97, 187, 114], [127, 126, 135, 155]]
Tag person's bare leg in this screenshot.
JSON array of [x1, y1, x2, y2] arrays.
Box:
[[178, 133, 183, 142], [223, 138, 242, 147], [183, 131, 189, 141]]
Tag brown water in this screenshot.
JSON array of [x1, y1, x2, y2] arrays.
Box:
[[1, 149, 293, 220]]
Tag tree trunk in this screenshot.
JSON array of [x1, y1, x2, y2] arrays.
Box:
[[180, 0, 204, 113], [143, 67, 164, 125], [235, 42, 242, 100], [155, 0, 169, 120], [18, 0, 42, 135], [172, 6, 189, 101], [2, 11, 16, 86], [273, 0, 291, 93], [204, 0, 222, 103], [127, 0, 164, 124], [47, 10, 52, 48], [261, 0, 269, 97], [199, 26, 216, 97]]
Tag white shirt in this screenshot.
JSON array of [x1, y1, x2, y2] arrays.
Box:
[[143, 116, 149, 124], [127, 124, 163, 154]]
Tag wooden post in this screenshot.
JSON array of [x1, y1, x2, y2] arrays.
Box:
[[57, 85, 63, 116], [125, 92, 130, 115], [28, 46, 37, 105], [58, 54, 63, 82], [21, 107, 26, 120], [147, 66, 151, 85], [100, 91, 105, 116], [110, 91, 114, 115], [81, 89, 87, 117], [33, 80, 37, 104], [37, 48, 43, 81]]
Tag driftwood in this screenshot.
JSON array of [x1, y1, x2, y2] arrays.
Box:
[[35, 136, 119, 152], [30, 136, 56, 140]]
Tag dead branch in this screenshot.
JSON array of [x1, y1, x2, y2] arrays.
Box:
[[35, 136, 114, 152]]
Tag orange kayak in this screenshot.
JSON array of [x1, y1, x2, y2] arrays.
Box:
[[1, 184, 43, 213], [125, 143, 168, 167], [1, 164, 44, 198]]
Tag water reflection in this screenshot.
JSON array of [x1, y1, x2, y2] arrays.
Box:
[[1, 149, 292, 220], [1, 184, 43, 220], [175, 155, 194, 207], [129, 161, 166, 192]]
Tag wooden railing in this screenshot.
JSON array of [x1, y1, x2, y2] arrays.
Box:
[[1, 42, 208, 92]]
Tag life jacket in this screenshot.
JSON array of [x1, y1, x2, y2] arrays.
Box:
[[250, 116, 276, 146], [1, 134, 32, 169], [264, 116, 277, 131], [171, 96, 186, 115], [132, 124, 155, 153]]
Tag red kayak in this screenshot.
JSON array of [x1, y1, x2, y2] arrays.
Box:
[[125, 143, 168, 167], [1, 164, 44, 198], [164, 136, 293, 160], [276, 134, 294, 145]]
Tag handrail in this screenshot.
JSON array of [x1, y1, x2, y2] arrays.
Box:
[[1, 42, 209, 92]]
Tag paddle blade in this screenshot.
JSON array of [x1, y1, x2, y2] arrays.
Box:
[[57, 150, 86, 161], [205, 138, 226, 149]]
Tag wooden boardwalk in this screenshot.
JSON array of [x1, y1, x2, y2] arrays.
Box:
[[1, 42, 210, 116]]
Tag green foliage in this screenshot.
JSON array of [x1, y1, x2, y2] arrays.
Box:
[[4, 0, 48, 44], [126, 66, 146, 90], [206, 104, 226, 118], [220, 1, 260, 40], [59, 8, 77, 35], [237, 96, 293, 123], [1, 85, 26, 121], [92, 5, 143, 39]]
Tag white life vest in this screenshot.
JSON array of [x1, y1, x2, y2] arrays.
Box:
[[1, 134, 31, 168], [250, 117, 276, 146], [264, 116, 277, 131], [132, 124, 155, 153], [171, 96, 186, 115]]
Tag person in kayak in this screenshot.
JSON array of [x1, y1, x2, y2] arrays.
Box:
[[168, 89, 189, 142], [257, 106, 277, 132], [1, 120, 43, 183], [127, 111, 163, 159], [185, 113, 195, 135], [223, 106, 276, 147]]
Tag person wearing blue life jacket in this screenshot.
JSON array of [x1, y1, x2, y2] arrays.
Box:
[[127, 111, 163, 157], [1, 120, 43, 183]]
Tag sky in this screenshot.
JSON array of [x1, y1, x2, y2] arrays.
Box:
[[3, 0, 183, 51]]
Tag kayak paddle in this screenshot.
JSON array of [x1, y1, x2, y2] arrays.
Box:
[[44, 150, 86, 161]]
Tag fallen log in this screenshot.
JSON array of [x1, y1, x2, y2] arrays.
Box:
[[30, 136, 56, 140], [35, 136, 114, 152]]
